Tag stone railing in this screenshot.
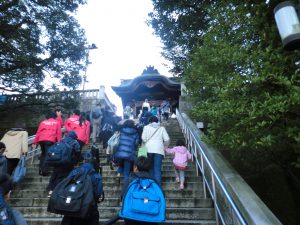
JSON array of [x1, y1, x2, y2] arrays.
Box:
[[1, 86, 116, 113], [4, 89, 99, 103]]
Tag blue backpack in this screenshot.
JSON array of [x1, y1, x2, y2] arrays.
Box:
[[119, 178, 165, 223], [44, 141, 72, 166]]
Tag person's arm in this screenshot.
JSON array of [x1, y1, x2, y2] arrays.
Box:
[[187, 148, 192, 160], [141, 126, 149, 142], [56, 122, 62, 142], [21, 131, 28, 155], [56, 112, 64, 128], [165, 147, 175, 155], [85, 121, 91, 144], [93, 173, 104, 200], [162, 127, 170, 148], [33, 123, 42, 145], [134, 132, 140, 147], [90, 110, 93, 121], [64, 118, 70, 133]]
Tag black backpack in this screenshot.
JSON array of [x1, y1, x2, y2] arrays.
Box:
[[44, 141, 72, 166], [92, 110, 101, 119], [47, 170, 95, 218]]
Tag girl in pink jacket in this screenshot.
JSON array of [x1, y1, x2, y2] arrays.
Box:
[[165, 139, 192, 190]]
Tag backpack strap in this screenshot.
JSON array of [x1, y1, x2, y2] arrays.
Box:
[[144, 127, 161, 143]]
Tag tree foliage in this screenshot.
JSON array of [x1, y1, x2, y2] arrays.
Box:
[[149, 0, 300, 170], [0, 0, 88, 94]]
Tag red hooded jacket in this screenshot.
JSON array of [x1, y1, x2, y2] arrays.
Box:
[[64, 115, 90, 144], [56, 114, 64, 128], [33, 118, 62, 144]]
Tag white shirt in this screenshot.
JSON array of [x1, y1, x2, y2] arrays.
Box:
[[142, 102, 150, 110], [141, 122, 170, 156]]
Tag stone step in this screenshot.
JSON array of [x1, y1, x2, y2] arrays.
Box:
[[10, 197, 213, 208], [15, 206, 215, 220], [14, 181, 203, 191], [25, 164, 196, 171], [26, 218, 216, 225], [24, 170, 199, 182], [12, 189, 205, 199], [21, 175, 201, 183], [24, 167, 197, 176]]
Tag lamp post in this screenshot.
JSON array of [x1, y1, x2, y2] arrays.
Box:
[[274, 1, 300, 50], [82, 43, 98, 91]]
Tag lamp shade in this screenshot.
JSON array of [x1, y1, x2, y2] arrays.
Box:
[[274, 1, 300, 50]]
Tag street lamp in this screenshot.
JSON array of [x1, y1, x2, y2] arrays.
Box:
[[274, 1, 300, 50], [82, 43, 98, 90]]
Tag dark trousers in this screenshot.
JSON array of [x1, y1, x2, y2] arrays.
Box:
[[162, 112, 169, 120], [78, 140, 85, 151], [102, 131, 113, 149], [39, 141, 54, 175], [6, 158, 20, 175], [61, 207, 99, 225], [47, 165, 73, 191]]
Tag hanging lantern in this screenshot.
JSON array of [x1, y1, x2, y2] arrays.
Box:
[[274, 1, 300, 50]]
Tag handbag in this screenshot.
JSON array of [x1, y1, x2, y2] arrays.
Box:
[[12, 156, 26, 184], [107, 131, 120, 154], [138, 144, 148, 157], [138, 127, 161, 158]]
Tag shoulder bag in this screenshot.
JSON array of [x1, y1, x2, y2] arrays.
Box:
[[138, 127, 161, 157]]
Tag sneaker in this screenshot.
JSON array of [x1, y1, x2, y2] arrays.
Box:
[[175, 176, 180, 183], [179, 184, 184, 190], [47, 190, 53, 198]]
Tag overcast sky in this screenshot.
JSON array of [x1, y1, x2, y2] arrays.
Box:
[[75, 0, 172, 115]]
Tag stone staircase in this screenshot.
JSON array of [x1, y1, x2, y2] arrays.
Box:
[[10, 119, 216, 224]]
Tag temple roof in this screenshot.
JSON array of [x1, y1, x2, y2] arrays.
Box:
[[112, 66, 180, 95], [111, 66, 181, 108]]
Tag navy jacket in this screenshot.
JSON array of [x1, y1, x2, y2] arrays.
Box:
[[62, 131, 80, 164], [114, 127, 139, 161]]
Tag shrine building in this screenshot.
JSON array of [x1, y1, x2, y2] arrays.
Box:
[[111, 66, 181, 117]]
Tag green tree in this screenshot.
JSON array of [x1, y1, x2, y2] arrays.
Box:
[[150, 0, 300, 168], [148, 0, 212, 76], [0, 0, 88, 94], [150, 1, 300, 223]]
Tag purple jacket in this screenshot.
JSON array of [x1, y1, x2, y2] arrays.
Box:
[[165, 146, 192, 168]]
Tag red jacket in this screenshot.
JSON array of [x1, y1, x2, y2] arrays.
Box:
[[56, 114, 64, 128], [64, 115, 90, 144], [33, 118, 62, 144]]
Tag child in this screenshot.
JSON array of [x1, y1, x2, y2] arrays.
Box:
[[46, 131, 81, 197], [0, 173, 27, 224], [58, 151, 103, 225], [0, 142, 7, 174], [165, 139, 192, 190], [121, 156, 162, 225]]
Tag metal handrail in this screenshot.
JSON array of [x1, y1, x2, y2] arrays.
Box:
[[176, 109, 282, 225], [26, 135, 41, 163]]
